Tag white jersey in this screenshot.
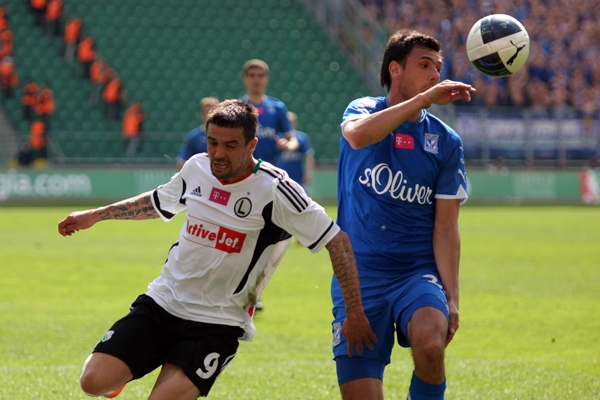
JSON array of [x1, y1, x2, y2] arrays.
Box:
[[148, 153, 339, 340]]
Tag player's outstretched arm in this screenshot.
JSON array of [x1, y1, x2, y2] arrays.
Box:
[[58, 191, 159, 237], [326, 230, 377, 357]]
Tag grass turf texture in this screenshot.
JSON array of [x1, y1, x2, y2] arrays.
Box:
[[0, 205, 598, 399]]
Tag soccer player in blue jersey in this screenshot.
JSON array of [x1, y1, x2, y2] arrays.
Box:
[[277, 111, 314, 188], [332, 30, 476, 400], [176, 97, 219, 170], [239, 59, 298, 165]]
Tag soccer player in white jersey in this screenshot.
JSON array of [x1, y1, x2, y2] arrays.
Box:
[[58, 100, 376, 399], [331, 30, 476, 400]]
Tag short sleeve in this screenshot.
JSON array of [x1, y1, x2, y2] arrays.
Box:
[[151, 169, 188, 221], [271, 177, 340, 253], [435, 133, 468, 205]]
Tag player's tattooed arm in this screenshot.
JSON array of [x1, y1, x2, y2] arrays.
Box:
[[58, 191, 159, 236], [326, 230, 377, 356], [97, 191, 159, 221]]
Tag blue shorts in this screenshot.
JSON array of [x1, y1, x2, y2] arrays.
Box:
[[331, 271, 449, 384]]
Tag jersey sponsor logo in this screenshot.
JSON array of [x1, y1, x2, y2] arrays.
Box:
[[256, 124, 276, 138], [185, 217, 246, 253], [393, 133, 414, 150], [358, 163, 434, 204], [209, 187, 231, 206], [190, 186, 202, 197], [424, 133, 439, 154]]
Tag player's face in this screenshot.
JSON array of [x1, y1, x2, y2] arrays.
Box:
[[243, 67, 269, 95], [396, 46, 442, 100], [207, 124, 257, 183], [200, 105, 214, 122]]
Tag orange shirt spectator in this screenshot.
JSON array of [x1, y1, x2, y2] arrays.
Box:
[[44, 0, 62, 37], [29, 120, 46, 150], [0, 28, 14, 59], [0, 56, 18, 98], [22, 80, 39, 120], [103, 74, 124, 120], [35, 85, 55, 123], [0, 7, 9, 32], [122, 102, 145, 138], [77, 35, 95, 79], [63, 16, 81, 60], [30, 0, 47, 26]]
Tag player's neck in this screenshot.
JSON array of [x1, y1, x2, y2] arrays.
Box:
[[246, 93, 265, 105]]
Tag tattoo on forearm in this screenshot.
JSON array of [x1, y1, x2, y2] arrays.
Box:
[[327, 233, 362, 313], [99, 192, 159, 220]]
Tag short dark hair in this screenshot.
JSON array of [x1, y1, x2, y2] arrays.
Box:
[[206, 99, 259, 144], [380, 29, 441, 91]]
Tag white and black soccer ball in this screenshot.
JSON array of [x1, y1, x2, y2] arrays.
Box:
[[466, 14, 530, 78]]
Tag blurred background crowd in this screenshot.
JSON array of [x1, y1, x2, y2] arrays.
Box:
[[359, 0, 599, 117]]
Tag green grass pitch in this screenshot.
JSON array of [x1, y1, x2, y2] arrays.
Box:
[[0, 205, 599, 399]]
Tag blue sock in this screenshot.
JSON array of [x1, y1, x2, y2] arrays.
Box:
[[407, 372, 446, 400]]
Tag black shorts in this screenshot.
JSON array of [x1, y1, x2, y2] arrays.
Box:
[[93, 294, 244, 397]]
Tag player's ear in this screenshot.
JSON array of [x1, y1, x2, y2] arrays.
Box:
[[248, 137, 258, 154], [389, 61, 402, 78]]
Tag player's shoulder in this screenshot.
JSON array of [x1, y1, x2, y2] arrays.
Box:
[[186, 126, 204, 138], [424, 111, 461, 141], [349, 96, 386, 112], [264, 95, 288, 108]]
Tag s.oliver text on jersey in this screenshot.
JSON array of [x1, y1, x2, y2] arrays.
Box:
[[185, 217, 246, 253], [358, 163, 433, 204]]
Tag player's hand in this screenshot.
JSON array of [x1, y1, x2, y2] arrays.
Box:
[[58, 210, 99, 237], [342, 309, 377, 357], [274, 135, 289, 151], [421, 80, 476, 107], [445, 299, 459, 346]]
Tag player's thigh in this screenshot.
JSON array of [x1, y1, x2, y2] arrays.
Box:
[[149, 363, 200, 400], [332, 275, 396, 363], [394, 272, 450, 348], [164, 322, 244, 397]]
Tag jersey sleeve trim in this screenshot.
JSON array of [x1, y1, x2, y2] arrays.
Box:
[[152, 189, 176, 221], [308, 220, 335, 250]]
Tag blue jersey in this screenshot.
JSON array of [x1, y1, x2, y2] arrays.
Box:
[[239, 95, 293, 163], [177, 126, 207, 164], [277, 130, 314, 185], [337, 96, 468, 278]]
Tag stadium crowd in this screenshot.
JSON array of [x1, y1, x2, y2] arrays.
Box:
[[360, 0, 599, 117]]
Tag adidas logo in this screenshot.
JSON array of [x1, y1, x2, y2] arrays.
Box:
[[191, 186, 202, 197]]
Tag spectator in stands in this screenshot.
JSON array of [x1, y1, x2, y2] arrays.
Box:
[[21, 78, 38, 120], [277, 111, 314, 189], [44, 0, 63, 37], [28, 118, 47, 160], [29, 0, 47, 26], [122, 100, 145, 156], [0, 26, 14, 60], [89, 56, 107, 106], [103, 69, 125, 121], [16, 142, 35, 167], [77, 32, 95, 79], [358, 0, 600, 117], [62, 15, 81, 61], [35, 83, 55, 128], [239, 59, 298, 165], [0, 6, 9, 33], [176, 96, 219, 170], [0, 56, 18, 99]]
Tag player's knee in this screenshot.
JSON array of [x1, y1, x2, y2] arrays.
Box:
[[79, 372, 104, 397], [412, 332, 445, 361]]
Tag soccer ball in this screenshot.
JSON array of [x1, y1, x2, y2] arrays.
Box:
[[466, 14, 530, 77]]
